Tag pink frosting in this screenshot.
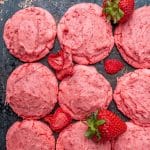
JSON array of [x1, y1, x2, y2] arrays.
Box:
[[57, 3, 114, 65], [112, 122, 150, 150], [114, 69, 150, 127], [56, 122, 111, 150], [3, 7, 56, 62], [115, 6, 150, 68], [6, 120, 55, 150], [6, 63, 58, 119], [58, 65, 112, 120]]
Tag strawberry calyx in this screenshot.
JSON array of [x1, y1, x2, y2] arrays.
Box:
[[103, 0, 124, 23], [85, 111, 105, 140]]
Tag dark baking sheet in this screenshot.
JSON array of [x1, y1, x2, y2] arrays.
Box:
[[0, 0, 149, 149]]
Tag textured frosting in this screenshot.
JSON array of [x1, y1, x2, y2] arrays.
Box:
[[57, 3, 114, 65], [114, 69, 150, 126], [115, 6, 150, 68], [113, 122, 150, 150], [6, 63, 58, 119], [6, 120, 55, 150], [58, 65, 112, 120], [3, 7, 56, 62], [56, 121, 111, 150]]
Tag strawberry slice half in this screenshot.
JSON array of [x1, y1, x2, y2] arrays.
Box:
[[48, 48, 74, 80]]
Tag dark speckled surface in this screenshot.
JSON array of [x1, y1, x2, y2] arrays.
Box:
[[0, 0, 149, 149]]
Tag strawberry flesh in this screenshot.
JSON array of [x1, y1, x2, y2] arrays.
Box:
[[56, 66, 73, 80], [48, 51, 64, 71], [104, 59, 124, 74], [48, 48, 74, 80], [44, 108, 72, 132]]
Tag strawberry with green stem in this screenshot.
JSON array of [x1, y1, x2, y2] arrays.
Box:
[[103, 0, 135, 23], [85, 110, 127, 142]]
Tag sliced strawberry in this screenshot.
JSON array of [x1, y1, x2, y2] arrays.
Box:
[[56, 66, 73, 80], [48, 48, 74, 80], [48, 51, 63, 70], [62, 48, 73, 69], [44, 107, 72, 132]]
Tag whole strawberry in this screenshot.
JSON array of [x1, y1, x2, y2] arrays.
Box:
[[104, 59, 124, 74], [44, 107, 72, 132], [103, 0, 135, 23], [85, 110, 127, 142]]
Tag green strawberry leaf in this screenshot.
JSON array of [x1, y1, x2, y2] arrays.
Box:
[[85, 111, 105, 140], [96, 129, 101, 140], [85, 128, 95, 138], [103, 0, 125, 24], [96, 120, 105, 126]]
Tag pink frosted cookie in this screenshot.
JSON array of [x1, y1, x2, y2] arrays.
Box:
[[115, 6, 150, 68], [56, 121, 111, 150], [6, 63, 58, 119], [114, 69, 150, 127], [3, 7, 56, 62], [58, 65, 112, 120], [112, 122, 150, 150], [6, 120, 55, 150], [57, 3, 114, 65]]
